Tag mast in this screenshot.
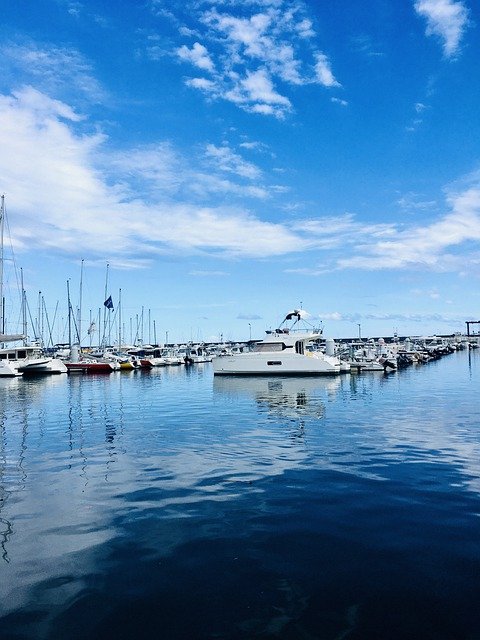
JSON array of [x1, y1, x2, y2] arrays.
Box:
[[118, 288, 122, 349], [21, 268, 27, 343], [67, 279, 72, 349], [78, 259, 84, 348]]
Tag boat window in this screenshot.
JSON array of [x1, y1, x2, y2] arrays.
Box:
[[253, 343, 286, 353], [16, 350, 27, 359], [295, 341, 304, 355], [267, 361, 282, 365]]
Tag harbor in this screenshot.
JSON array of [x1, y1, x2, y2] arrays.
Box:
[[2, 1, 480, 637], [2, 329, 478, 378]]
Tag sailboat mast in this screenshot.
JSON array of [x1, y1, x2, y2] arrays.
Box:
[[78, 258, 84, 348], [67, 279, 72, 349], [118, 287, 122, 349], [20, 268, 27, 345]]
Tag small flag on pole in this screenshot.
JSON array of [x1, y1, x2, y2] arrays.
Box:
[[104, 295, 114, 310], [87, 321, 96, 335]]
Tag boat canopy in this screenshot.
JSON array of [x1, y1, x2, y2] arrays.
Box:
[[0, 333, 25, 343]]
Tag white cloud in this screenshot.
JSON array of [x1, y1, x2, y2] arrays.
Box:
[[414, 0, 469, 57], [336, 184, 480, 271], [222, 68, 292, 118], [104, 141, 271, 201], [293, 214, 396, 250], [176, 42, 215, 71], [205, 144, 262, 179], [238, 140, 269, 152], [0, 41, 106, 103], [296, 18, 314, 38], [185, 77, 218, 91], [314, 52, 340, 87], [396, 192, 437, 212], [0, 87, 308, 261], [172, 2, 339, 117], [415, 102, 427, 112], [241, 68, 292, 108]]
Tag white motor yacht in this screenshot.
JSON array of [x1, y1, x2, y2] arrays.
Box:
[[212, 310, 343, 376]]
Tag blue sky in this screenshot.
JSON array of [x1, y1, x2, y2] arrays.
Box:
[[1, 0, 479, 343]]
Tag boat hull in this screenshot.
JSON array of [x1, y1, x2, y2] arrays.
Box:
[[18, 358, 68, 375], [65, 362, 114, 374], [212, 352, 341, 376], [0, 361, 22, 377]]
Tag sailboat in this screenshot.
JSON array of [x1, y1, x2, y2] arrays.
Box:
[[0, 195, 23, 376], [0, 196, 67, 376], [64, 266, 117, 374]]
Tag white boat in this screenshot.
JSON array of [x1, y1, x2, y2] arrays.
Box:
[[184, 344, 213, 364], [1, 197, 68, 376], [0, 358, 22, 377], [1, 345, 68, 375], [161, 347, 183, 365], [212, 310, 342, 376]]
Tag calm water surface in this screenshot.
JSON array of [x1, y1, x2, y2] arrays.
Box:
[[1, 351, 479, 639]]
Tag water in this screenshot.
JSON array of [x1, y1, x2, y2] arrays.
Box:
[[1, 351, 480, 639]]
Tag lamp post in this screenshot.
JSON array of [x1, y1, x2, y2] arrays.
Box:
[[248, 323, 252, 340], [357, 323, 361, 340]]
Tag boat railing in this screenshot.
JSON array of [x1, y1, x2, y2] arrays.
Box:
[[266, 327, 322, 336]]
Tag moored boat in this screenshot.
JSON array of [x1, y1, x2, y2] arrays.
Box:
[[65, 360, 115, 374], [64, 345, 115, 373], [212, 310, 343, 376], [1, 345, 68, 376], [0, 358, 22, 377]]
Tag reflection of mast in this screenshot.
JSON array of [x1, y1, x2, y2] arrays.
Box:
[[0, 412, 13, 563]]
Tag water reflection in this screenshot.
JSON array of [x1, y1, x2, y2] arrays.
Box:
[[0, 412, 12, 563], [0, 354, 479, 639], [213, 375, 343, 421]]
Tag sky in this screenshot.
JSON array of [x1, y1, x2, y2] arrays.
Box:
[[1, 0, 480, 344]]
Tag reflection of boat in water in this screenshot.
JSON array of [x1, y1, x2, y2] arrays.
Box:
[[213, 375, 342, 419], [213, 310, 346, 376]]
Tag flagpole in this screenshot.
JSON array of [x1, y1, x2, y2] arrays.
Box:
[[102, 262, 109, 349]]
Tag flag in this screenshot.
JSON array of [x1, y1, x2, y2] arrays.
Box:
[[104, 295, 114, 310], [87, 321, 96, 335]]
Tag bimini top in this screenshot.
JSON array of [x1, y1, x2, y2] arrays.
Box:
[[264, 309, 323, 341]]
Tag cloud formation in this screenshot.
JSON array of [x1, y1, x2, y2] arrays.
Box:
[[0, 40, 106, 103], [414, 0, 469, 57], [169, 0, 340, 117], [2, 82, 479, 275], [0, 86, 308, 263]]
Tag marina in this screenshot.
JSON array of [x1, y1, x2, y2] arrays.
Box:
[[1, 348, 480, 639], [2, 5, 480, 637]]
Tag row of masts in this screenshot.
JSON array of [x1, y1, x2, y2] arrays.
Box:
[[0, 196, 170, 350]]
